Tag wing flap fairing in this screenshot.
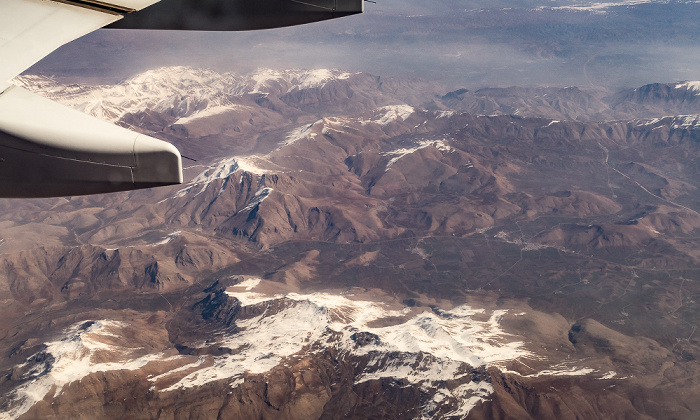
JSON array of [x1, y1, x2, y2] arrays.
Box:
[[109, 0, 364, 31]]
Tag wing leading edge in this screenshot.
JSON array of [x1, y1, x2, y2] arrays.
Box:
[[0, 0, 362, 198]]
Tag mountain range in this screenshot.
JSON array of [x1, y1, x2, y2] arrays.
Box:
[[1, 67, 700, 419]]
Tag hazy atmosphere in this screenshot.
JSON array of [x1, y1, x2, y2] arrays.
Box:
[[29, 0, 700, 88]]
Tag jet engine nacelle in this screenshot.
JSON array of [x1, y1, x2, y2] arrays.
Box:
[[0, 86, 182, 198]]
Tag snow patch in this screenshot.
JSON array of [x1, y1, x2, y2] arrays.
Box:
[[171, 156, 267, 199], [640, 115, 700, 130], [174, 104, 249, 124], [383, 139, 453, 170], [522, 363, 596, 378], [600, 371, 617, 380], [225, 278, 276, 306], [375, 105, 415, 125], [356, 353, 468, 385], [291, 69, 353, 91], [236, 277, 262, 290], [545, 0, 669, 13], [150, 231, 181, 246], [279, 121, 321, 149], [2, 321, 165, 420], [436, 110, 455, 119], [241, 187, 273, 212], [248, 68, 354, 94], [162, 299, 329, 392], [675, 81, 700, 93], [249, 69, 285, 94], [672, 115, 700, 129], [429, 381, 495, 419]]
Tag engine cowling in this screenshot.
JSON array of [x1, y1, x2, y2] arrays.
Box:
[[0, 86, 182, 198]]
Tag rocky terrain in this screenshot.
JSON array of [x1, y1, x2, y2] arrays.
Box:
[[1, 67, 699, 419]]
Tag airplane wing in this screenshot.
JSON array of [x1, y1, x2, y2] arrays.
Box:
[[110, 0, 365, 31], [0, 0, 362, 198]]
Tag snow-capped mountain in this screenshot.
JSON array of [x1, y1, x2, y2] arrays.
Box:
[[3, 277, 610, 420], [13, 67, 360, 123], [15, 68, 700, 137]]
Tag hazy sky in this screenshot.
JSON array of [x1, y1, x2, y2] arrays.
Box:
[[29, 0, 700, 89]]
